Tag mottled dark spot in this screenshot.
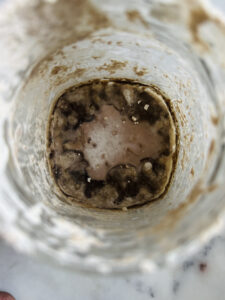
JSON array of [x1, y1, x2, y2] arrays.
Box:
[[124, 180, 139, 197], [113, 193, 124, 205], [72, 123, 80, 130], [71, 102, 94, 123], [49, 151, 54, 159], [130, 91, 163, 125], [161, 148, 170, 156], [148, 287, 155, 298], [84, 180, 105, 198], [53, 165, 61, 179], [172, 280, 180, 294], [107, 164, 139, 202], [59, 101, 73, 117], [152, 161, 165, 175], [199, 262, 207, 272], [182, 260, 194, 271], [63, 123, 70, 131], [158, 128, 170, 144], [135, 280, 145, 293], [70, 170, 86, 183]]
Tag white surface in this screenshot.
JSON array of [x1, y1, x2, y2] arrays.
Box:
[[1, 232, 225, 300]]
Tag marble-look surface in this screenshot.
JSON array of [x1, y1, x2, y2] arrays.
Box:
[[0, 232, 225, 300]]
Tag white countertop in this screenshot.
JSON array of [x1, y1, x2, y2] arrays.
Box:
[[1, 230, 225, 300]]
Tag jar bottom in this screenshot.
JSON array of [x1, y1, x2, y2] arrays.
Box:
[[47, 79, 177, 209]]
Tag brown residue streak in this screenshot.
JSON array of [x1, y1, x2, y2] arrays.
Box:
[[51, 65, 68, 75], [151, 3, 181, 23], [27, 0, 111, 81], [181, 151, 186, 170], [97, 60, 127, 74], [153, 181, 204, 233], [211, 115, 219, 126], [173, 102, 187, 129], [91, 36, 115, 46], [207, 184, 218, 193], [199, 263, 207, 272], [180, 119, 184, 127], [188, 0, 225, 50], [154, 181, 219, 233], [29, 55, 54, 79], [126, 10, 149, 28], [91, 38, 105, 44], [188, 6, 210, 50], [209, 139, 215, 157], [191, 168, 194, 176], [72, 68, 86, 77], [17, 0, 111, 58], [87, 4, 111, 28], [55, 49, 65, 57], [53, 68, 86, 86], [133, 66, 148, 76]]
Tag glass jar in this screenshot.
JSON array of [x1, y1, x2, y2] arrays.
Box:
[[0, 0, 225, 273]]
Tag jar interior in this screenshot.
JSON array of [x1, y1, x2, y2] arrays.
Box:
[[1, 0, 225, 273]]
